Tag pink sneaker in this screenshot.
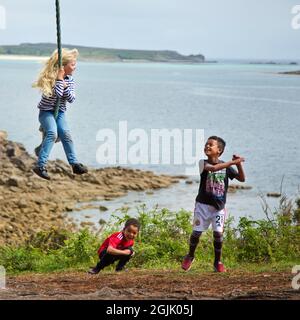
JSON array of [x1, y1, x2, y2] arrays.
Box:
[[181, 255, 194, 271], [214, 261, 226, 272]]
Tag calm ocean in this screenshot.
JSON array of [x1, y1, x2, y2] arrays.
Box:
[[1, 59, 300, 224]]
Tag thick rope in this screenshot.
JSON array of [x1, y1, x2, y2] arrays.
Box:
[[34, 0, 63, 156], [54, 0, 62, 119]]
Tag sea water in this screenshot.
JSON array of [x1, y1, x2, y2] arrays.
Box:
[[1, 60, 300, 225]]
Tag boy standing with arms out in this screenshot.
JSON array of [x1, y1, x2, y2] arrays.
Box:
[[88, 218, 140, 274], [182, 136, 245, 272]]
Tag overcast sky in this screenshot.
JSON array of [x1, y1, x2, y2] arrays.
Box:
[[0, 0, 299, 59]]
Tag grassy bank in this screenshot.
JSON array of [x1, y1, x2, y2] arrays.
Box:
[[0, 196, 299, 275]]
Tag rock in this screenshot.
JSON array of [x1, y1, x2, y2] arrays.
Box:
[[173, 175, 188, 179], [0, 130, 7, 140], [6, 176, 26, 188], [0, 222, 7, 230], [65, 206, 74, 212], [230, 184, 252, 190], [0, 135, 177, 245], [6, 143, 23, 158], [228, 187, 237, 193], [10, 158, 30, 172], [185, 180, 193, 185], [17, 199, 28, 209], [267, 192, 281, 198], [80, 221, 94, 227], [229, 185, 252, 193], [9, 187, 20, 193]]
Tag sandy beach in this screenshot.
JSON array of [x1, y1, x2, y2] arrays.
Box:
[[0, 54, 48, 62]]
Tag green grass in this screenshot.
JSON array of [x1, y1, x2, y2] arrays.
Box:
[[0, 197, 299, 275]]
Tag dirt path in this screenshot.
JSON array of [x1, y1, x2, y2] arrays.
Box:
[[0, 270, 299, 300]]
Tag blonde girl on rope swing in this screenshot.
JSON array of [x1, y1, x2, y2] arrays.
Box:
[[32, 48, 88, 180]]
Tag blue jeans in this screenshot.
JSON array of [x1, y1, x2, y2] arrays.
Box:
[[37, 110, 78, 167]]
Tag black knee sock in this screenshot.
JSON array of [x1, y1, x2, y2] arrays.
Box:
[[213, 232, 223, 265], [188, 231, 202, 258]]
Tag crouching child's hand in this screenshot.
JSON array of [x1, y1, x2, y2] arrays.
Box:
[[125, 246, 135, 256]]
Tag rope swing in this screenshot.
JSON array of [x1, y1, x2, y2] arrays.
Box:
[[35, 0, 63, 156], [54, 0, 62, 119]]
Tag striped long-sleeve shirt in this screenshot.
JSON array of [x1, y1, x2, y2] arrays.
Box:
[[37, 75, 75, 112]]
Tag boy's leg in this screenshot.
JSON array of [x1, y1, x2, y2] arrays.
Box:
[[213, 231, 223, 265], [56, 111, 78, 165], [91, 250, 118, 273], [189, 202, 211, 257], [115, 255, 131, 272], [212, 209, 227, 272], [36, 111, 57, 168], [188, 230, 202, 258], [115, 247, 133, 271], [182, 202, 210, 271]]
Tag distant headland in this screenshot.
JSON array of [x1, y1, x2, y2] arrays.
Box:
[[0, 43, 206, 64]]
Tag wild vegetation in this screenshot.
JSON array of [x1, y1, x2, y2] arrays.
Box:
[[0, 195, 299, 275]]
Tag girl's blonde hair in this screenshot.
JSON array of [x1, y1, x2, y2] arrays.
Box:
[[33, 48, 79, 97]]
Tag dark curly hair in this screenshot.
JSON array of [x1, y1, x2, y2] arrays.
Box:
[[124, 218, 140, 230], [208, 136, 226, 155]]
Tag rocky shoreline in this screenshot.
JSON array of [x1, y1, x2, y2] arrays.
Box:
[[0, 131, 180, 245]]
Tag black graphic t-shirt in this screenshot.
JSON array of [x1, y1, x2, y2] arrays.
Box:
[[195, 160, 238, 210]]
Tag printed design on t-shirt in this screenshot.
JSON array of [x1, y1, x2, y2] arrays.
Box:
[[205, 170, 226, 199], [117, 233, 123, 240]]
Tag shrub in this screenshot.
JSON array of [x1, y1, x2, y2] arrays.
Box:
[[0, 197, 299, 274]]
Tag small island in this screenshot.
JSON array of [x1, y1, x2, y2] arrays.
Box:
[[279, 70, 300, 75]]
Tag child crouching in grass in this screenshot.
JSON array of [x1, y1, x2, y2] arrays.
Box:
[[88, 218, 140, 274]]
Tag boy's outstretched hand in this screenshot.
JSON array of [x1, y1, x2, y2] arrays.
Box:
[[232, 154, 245, 164], [232, 154, 246, 182]]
